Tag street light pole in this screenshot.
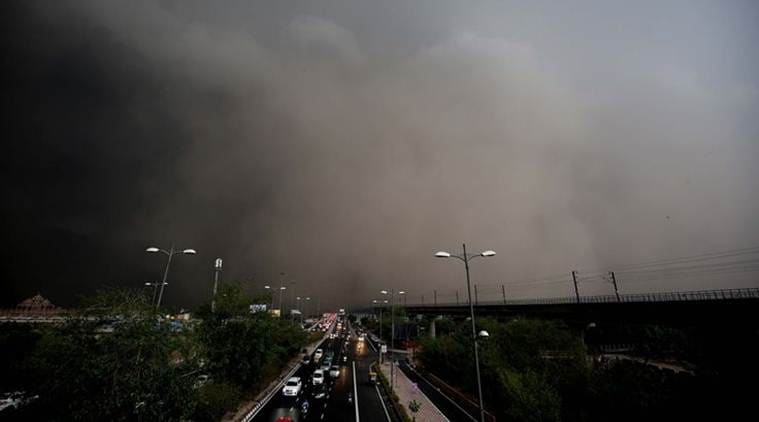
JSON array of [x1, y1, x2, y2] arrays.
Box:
[[463, 244, 486, 422], [435, 243, 495, 422], [382, 289, 405, 392], [211, 258, 222, 313], [144, 282, 167, 306], [146, 245, 196, 310], [279, 286, 286, 317], [290, 281, 297, 321]]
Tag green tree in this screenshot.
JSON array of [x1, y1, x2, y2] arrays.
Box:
[[21, 288, 198, 421], [196, 282, 308, 388]]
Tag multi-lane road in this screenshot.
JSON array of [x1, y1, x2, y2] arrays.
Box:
[[252, 318, 393, 422]]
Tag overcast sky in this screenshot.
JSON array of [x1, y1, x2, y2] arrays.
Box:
[[2, 0, 758, 309]]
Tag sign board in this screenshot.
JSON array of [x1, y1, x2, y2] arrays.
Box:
[[381, 344, 387, 354], [249, 304, 267, 314]]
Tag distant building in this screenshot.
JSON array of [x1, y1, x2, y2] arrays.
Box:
[[17, 294, 58, 313], [0, 293, 65, 320]]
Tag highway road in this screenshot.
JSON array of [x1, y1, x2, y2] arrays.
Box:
[[252, 319, 391, 422]]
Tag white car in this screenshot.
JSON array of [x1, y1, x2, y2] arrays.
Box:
[[282, 377, 302, 397], [312, 369, 325, 385], [314, 349, 323, 361], [329, 365, 341, 378]]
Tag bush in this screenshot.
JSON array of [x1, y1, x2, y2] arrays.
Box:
[[193, 382, 242, 422]]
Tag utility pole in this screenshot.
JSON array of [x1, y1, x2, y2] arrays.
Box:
[[571, 271, 580, 303], [609, 271, 620, 302], [434, 289, 437, 306], [456, 290, 459, 305], [502, 284, 507, 305], [474, 284, 479, 305], [211, 258, 222, 313]]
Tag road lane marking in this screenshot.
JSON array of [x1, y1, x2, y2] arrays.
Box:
[[353, 360, 360, 422], [374, 383, 392, 422]]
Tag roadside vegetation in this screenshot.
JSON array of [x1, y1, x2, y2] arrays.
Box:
[[0, 283, 307, 421], [416, 316, 757, 422]]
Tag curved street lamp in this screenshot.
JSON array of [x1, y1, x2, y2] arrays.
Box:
[[381, 289, 406, 392], [146, 245, 196, 310], [435, 243, 495, 422], [144, 281, 168, 306]]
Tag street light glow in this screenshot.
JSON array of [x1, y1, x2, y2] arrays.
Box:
[[264, 285, 271, 289], [146, 247, 160, 253], [398, 291, 406, 295], [182, 248, 197, 254], [434, 251, 451, 258], [380, 290, 388, 295], [480, 250, 496, 257], [280, 286, 286, 290]]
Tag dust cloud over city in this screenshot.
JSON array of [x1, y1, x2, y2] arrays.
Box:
[[3, 0, 758, 309]]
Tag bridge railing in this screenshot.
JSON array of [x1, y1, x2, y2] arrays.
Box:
[[405, 287, 759, 307]]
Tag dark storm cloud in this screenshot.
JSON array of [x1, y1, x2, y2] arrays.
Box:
[[2, 0, 758, 308]]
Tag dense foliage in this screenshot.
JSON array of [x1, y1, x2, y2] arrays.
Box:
[[0, 284, 307, 421], [417, 317, 757, 422]]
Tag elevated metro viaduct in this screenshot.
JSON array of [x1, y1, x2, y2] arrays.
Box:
[[355, 288, 759, 339]]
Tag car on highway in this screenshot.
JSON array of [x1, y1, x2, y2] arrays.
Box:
[[313, 383, 329, 400], [314, 349, 323, 361], [275, 417, 294, 422], [321, 358, 332, 371], [312, 369, 325, 385], [302, 354, 311, 365], [329, 365, 340, 378], [281, 377, 302, 397]]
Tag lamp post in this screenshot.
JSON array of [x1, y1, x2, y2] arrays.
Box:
[[146, 245, 196, 310], [144, 282, 167, 306], [296, 296, 303, 323], [289, 281, 297, 321], [435, 244, 495, 422], [305, 297, 311, 319], [211, 258, 222, 313], [381, 289, 406, 392], [278, 286, 286, 317], [373, 299, 388, 363], [263, 285, 272, 309]]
